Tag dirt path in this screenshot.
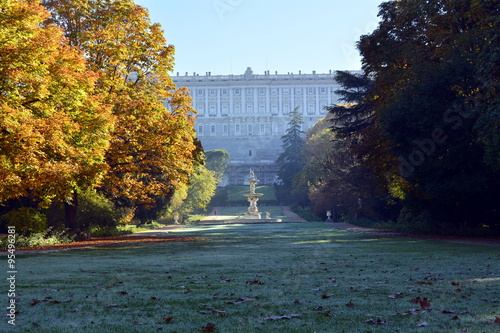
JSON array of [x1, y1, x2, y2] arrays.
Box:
[[326, 221, 500, 247], [280, 206, 307, 222], [5, 224, 190, 255]]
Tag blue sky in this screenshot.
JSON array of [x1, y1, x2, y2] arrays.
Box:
[[134, 0, 385, 76]]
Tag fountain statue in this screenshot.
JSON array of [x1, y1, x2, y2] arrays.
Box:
[[243, 169, 263, 219]]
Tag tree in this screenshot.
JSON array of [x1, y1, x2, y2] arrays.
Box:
[[165, 154, 219, 219], [0, 0, 112, 232], [296, 115, 382, 220], [275, 107, 306, 204], [205, 149, 230, 180], [357, 0, 500, 231], [43, 0, 200, 221]]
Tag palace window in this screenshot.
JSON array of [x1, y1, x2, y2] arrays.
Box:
[[271, 104, 278, 115], [209, 105, 216, 116], [234, 88, 240, 95]]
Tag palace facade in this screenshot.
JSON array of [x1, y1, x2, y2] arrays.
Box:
[[171, 67, 342, 185]]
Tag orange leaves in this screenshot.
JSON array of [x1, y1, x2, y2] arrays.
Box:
[[0, 0, 112, 206]]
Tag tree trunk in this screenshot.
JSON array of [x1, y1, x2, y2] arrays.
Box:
[[64, 192, 79, 233], [47, 202, 62, 229]]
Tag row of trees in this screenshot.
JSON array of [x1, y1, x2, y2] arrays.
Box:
[[0, 0, 208, 235], [281, 0, 499, 234]]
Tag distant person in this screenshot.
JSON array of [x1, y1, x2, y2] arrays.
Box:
[[214, 209, 218, 216]]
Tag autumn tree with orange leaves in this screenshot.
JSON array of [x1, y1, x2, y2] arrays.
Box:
[[43, 0, 200, 218], [0, 0, 113, 231], [1, 0, 200, 233]]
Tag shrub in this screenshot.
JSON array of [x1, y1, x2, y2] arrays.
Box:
[[1, 207, 47, 235], [78, 189, 118, 230], [396, 207, 438, 234], [0, 228, 73, 249]]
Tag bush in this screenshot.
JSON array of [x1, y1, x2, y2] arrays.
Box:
[[78, 189, 118, 230], [89, 226, 132, 237], [396, 207, 438, 234], [185, 214, 204, 225], [0, 228, 73, 249], [1, 207, 47, 235]]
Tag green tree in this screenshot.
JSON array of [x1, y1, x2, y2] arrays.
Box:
[[275, 107, 306, 204], [357, 0, 500, 231], [205, 149, 230, 180], [166, 154, 219, 219]]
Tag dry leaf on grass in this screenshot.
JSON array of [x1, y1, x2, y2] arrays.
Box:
[[264, 314, 301, 320]]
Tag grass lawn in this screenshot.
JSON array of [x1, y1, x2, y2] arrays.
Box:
[[4, 223, 499, 332]]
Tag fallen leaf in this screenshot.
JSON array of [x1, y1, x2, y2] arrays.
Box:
[[365, 318, 390, 325], [495, 316, 500, 324], [416, 322, 429, 327], [317, 311, 332, 317], [321, 294, 330, 299], [246, 280, 264, 285], [345, 301, 355, 308], [451, 282, 460, 286], [417, 281, 433, 286], [118, 291, 128, 295], [264, 314, 301, 320], [452, 316, 459, 320], [30, 300, 40, 306], [151, 296, 160, 300], [200, 322, 216, 332], [164, 317, 174, 322], [293, 299, 301, 304], [388, 293, 404, 299], [225, 297, 255, 304], [211, 310, 227, 317], [410, 297, 432, 309]]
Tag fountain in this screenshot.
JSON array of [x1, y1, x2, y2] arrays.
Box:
[[243, 170, 263, 219], [204, 170, 282, 224]]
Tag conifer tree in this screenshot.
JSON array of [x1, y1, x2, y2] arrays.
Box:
[[275, 107, 306, 203]]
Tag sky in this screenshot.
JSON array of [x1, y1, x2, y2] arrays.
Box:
[[134, 0, 385, 76]]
